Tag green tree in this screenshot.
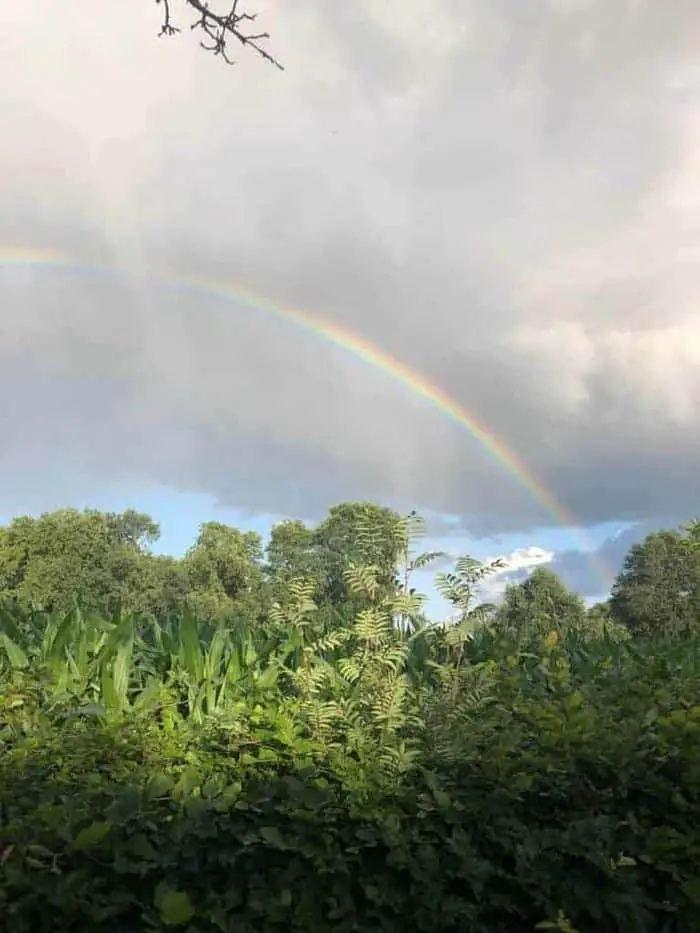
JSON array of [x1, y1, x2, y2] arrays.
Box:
[[104, 509, 161, 550], [182, 521, 264, 625], [0, 508, 160, 615], [610, 528, 700, 637], [311, 502, 404, 612], [493, 567, 587, 637], [585, 599, 629, 642], [266, 520, 317, 588], [682, 518, 700, 555], [127, 554, 190, 623]]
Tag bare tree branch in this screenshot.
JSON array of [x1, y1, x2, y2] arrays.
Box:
[[156, 0, 284, 70]]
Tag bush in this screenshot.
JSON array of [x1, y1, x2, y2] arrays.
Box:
[[3, 635, 700, 932]]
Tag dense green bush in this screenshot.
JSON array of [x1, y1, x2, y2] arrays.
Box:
[[3, 510, 700, 930], [3, 628, 700, 932]]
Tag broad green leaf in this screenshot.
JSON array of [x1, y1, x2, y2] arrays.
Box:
[[127, 833, 160, 861], [220, 781, 242, 806], [99, 613, 134, 666], [682, 876, 700, 903], [133, 676, 162, 713], [159, 891, 195, 926], [204, 626, 227, 681], [256, 665, 279, 690], [260, 825, 285, 848], [179, 607, 203, 682], [48, 609, 79, 661], [100, 663, 119, 712], [0, 632, 28, 669], [112, 640, 134, 709], [173, 765, 200, 798], [0, 605, 24, 643], [73, 821, 112, 850], [145, 773, 175, 799], [224, 648, 242, 685]]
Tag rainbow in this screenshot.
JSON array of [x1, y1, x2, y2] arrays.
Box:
[[0, 247, 612, 590]]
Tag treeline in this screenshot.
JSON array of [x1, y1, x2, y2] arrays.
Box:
[[1, 501, 700, 637], [0, 502, 407, 626]]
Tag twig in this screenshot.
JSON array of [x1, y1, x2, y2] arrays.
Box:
[[156, 0, 283, 70]]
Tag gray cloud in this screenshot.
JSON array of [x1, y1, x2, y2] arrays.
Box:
[[2, 0, 700, 535], [551, 515, 687, 598]]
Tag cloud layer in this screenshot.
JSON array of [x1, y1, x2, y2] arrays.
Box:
[[2, 0, 700, 535]]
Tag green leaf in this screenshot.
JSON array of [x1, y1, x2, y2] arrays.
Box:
[[73, 821, 112, 850], [25, 845, 55, 860], [179, 607, 203, 682], [173, 765, 200, 798], [133, 676, 162, 713], [0, 603, 24, 642], [159, 891, 195, 926], [201, 777, 224, 799], [260, 825, 285, 848], [100, 663, 119, 712], [220, 781, 242, 806], [0, 632, 28, 669], [682, 876, 700, 904], [77, 702, 107, 719], [105, 790, 142, 823], [145, 773, 175, 800], [431, 788, 451, 809], [127, 833, 160, 860], [99, 613, 134, 666], [111, 639, 134, 709], [256, 665, 279, 690]]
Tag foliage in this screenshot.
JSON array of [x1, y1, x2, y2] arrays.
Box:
[[182, 521, 265, 626], [0, 508, 161, 617], [610, 528, 700, 637], [493, 567, 588, 639], [4, 617, 700, 931], [311, 502, 405, 613], [2, 505, 700, 929]]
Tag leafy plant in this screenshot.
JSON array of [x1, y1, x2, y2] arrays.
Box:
[[3, 507, 700, 930]]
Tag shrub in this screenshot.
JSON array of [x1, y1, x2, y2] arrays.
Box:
[[3, 633, 700, 931]]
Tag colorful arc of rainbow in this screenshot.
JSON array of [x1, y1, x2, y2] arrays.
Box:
[[0, 247, 612, 590]]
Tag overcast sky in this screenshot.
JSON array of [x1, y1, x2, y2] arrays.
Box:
[[2, 0, 699, 606]]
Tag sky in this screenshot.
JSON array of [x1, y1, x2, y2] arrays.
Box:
[[2, 0, 699, 617]]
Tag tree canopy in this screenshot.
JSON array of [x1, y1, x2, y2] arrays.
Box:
[[493, 566, 588, 638], [609, 527, 700, 637], [2, 504, 700, 641]]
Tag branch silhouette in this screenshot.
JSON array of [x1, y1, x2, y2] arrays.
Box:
[[156, 0, 283, 69]]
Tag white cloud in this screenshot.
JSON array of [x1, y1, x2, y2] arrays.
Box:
[[476, 546, 555, 601]]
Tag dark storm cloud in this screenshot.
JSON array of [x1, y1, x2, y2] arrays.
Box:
[[2, 0, 700, 534]]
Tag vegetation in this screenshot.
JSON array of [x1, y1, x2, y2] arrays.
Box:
[[2, 503, 700, 930]]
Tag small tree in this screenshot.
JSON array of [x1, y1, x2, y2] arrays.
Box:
[[494, 567, 587, 639]]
